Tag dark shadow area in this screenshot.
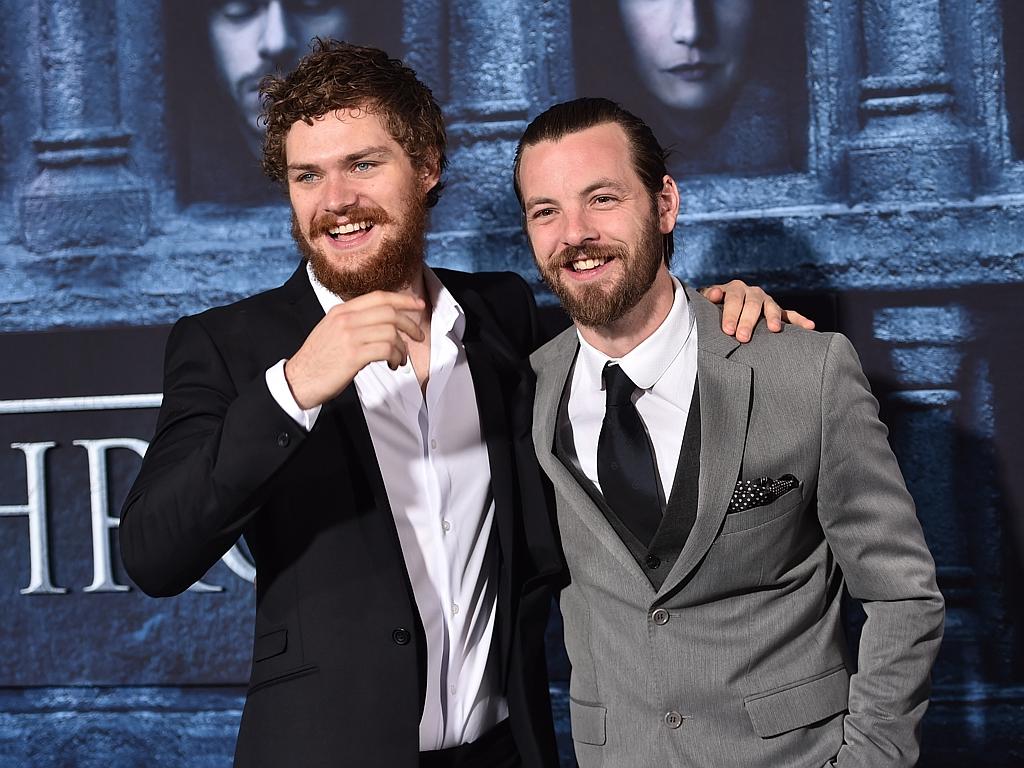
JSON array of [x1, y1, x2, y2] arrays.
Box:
[[844, 285, 1024, 765], [1004, 0, 1024, 160]]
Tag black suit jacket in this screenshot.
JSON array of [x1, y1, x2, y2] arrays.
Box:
[[119, 264, 563, 767]]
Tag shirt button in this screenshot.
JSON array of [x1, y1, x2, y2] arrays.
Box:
[[664, 711, 684, 729], [451, 603, 459, 616], [449, 684, 457, 695], [392, 628, 411, 646], [645, 554, 661, 569], [276, 431, 290, 448], [430, 439, 437, 450], [442, 520, 451, 532], [650, 608, 669, 626]]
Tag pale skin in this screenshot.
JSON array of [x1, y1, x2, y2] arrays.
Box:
[[281, 110, 438, 407], [280, 109, 808, 411], [519, 121, 812, 358]]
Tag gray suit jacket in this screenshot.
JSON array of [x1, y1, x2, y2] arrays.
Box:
[[531, 286, 944, 768]]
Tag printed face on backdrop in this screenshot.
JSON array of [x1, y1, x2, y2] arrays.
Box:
[[207, 0, 352, 156], [617, 0, 757, 113], [285, 108, 439, 298], [518, 122, 677, 328]]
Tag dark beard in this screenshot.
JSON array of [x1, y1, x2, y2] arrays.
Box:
[[537, 217, 663, 328], [291, 196, 428, 299]]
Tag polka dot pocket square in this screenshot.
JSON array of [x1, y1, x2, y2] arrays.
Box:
[[727, 474, 800, 514]]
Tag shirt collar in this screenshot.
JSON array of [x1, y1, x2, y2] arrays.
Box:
[[575, 275, 693, 392], [305, 261, 465, 341]]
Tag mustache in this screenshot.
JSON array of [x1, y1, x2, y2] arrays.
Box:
[[309, 206, 394, 239], [556, 243, 628, 267]]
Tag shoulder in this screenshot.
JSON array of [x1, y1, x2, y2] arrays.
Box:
[[188, 265, 304, 327], [434, 268, 534, 306], [435, 268, 538, 353], [167, 271, 302, 355], [688, 285, 836, 368]]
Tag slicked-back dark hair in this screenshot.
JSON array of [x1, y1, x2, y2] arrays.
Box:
[[260, 38, 447, 207], [513, 97, 674, 264]]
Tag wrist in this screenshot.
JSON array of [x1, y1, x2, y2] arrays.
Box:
[[284, 358, 317, 410]]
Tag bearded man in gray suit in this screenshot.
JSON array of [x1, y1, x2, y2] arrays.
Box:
[[514, 98, 944, 767]]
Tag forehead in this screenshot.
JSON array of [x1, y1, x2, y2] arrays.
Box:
[[284, 109, 409, 163], [519, 123, 640, 198]]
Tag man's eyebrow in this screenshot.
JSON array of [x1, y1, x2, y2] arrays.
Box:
[[524, 195, 558, 209], [524, 178, 630, 209], [287, 146, 394, 172], [342, 145, 393, 163], [582, 178, 629, 196]]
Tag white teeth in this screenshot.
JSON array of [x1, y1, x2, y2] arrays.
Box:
[[329, 221, 372, 235], [571, 257, 607, 272]]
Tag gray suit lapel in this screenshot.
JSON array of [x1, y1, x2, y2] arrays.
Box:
[[532, 328, 649, 582], [656, 287, 752, 600]]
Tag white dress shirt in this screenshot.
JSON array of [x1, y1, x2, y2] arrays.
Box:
[[265, 264, 506, 750], [560, 276, 698, 503]]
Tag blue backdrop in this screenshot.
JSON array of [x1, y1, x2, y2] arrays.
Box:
[[1, 1, 1022, 765]]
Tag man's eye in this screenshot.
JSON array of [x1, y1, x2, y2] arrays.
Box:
[[593, 195, 616, 205], [294, 172, 317, 183], [353, 161, 375, 172], [531, 208, 555, 220]]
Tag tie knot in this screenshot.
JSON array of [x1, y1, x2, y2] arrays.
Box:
[[603, 363, 638, 406]]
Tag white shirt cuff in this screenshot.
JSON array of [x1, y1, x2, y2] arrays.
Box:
[[265, 359, 321, 431]]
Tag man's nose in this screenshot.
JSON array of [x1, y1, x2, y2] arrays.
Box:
[[322, 174, 358, 213], [563, 208, 599, 248], [670, 0, 706, 47], [259, 0, 298, 61]]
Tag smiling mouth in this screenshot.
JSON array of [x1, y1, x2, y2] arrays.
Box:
[[567, 256, 609, 273], [327, 220, 374, 240]]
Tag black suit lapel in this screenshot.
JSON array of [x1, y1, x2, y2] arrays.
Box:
[[281, 262, 430, 716], [448, 282, 527, 689], [280, 263, 401, 546]]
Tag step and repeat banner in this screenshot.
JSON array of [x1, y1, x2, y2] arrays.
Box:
[[1, 1, 1023, 765]]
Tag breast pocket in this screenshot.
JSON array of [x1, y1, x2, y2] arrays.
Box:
[[720, 482, 803, 536]]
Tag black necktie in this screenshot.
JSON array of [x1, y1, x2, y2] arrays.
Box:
[[597, 363, 662, 546]]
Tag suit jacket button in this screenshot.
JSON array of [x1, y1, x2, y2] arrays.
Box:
[[276, 432, 290, 448], [645, 554, 661, 569], [664, 711, 684, 729], [650, 608, 669, 626], [392, 628, 411, 645]]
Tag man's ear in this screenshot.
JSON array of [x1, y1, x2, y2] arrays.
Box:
[[657, 174, 680, 235], [419, 155, 442, 193]]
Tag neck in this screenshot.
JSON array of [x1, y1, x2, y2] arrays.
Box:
[[404, 264, 433, 327], [576, 267, 675, 359]]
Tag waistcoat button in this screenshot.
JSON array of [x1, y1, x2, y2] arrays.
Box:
[[650, 608, 670, 625]]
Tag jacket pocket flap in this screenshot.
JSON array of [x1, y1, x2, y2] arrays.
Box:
[[569, 698, 607, 746], [253, 628, 287, 662], [743, 665, 849, 738], [721, 484, 803, 535]]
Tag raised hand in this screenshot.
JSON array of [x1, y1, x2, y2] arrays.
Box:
[[285, 291, 426, 409]]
